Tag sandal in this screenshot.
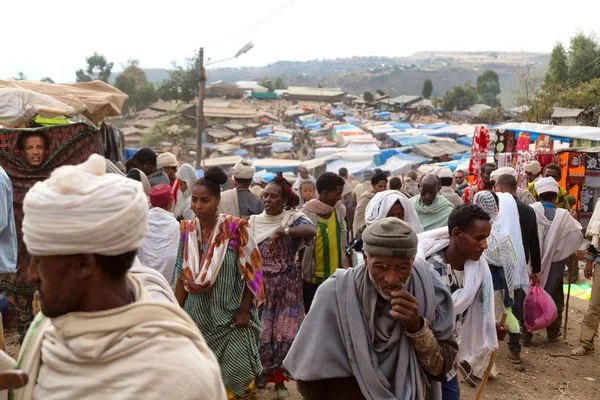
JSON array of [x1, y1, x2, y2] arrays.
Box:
[[458, 362, 477, 388], [275, 383, 289, 398], [571, 345, 595, 356]]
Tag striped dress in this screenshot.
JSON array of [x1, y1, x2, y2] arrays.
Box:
[[177, 244, 262, 398]]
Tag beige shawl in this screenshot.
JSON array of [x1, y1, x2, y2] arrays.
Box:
[[218, 188, 240, 218], [13, 275, 226, 400]]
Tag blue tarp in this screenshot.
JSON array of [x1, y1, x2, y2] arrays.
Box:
[[393, 152, 429, 165], [254, 171, 276, 183], [124, 148, 138, 160], [196, 169, 205, 178], [234, 149, 248, 156], [391, 136, 432, 146], [375, 111, 391, 118], [418, 123, 449, 130], [390, 122, 412, 130], [457, 136, 473, 147], [451, 152, 470, 160], [305, 122, 322, 130], [256, 127, 273, 136], [300, 119, 319, 128], [379, 149, 397, 164]]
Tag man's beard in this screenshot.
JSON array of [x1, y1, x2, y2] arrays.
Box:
[[367, 268, 408, 301]]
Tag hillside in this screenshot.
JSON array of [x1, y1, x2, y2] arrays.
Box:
[[143, 51, 550, 107]]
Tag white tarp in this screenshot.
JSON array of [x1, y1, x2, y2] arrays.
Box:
[[493, 122, 600, 141], [378, 156, 412, 176], [326, 159, 376, 175]]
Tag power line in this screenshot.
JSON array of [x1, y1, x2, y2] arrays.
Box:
[[565, 54, 600, 87], [205, 0, 298, 49]]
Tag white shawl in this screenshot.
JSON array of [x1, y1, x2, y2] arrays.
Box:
[[497, 193, 529, 289], [417, 232, 498, 365], [218, 188, 240, 218], [13, 275, 226, 400], [365, 190, 424, 233], [530, 203, 583, 288], [137, 207, 180, 287], [586, 198, 600, 248], [248, 209, 310, 245]]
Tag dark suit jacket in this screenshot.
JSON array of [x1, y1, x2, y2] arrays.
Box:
[[514, 196, 541, 273]]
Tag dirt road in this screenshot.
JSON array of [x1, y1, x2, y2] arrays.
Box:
[[258, 298, 600, 399]]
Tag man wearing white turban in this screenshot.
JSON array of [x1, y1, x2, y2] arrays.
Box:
[[218, 160, 263, 220], [523, 161, 541, 183], [4, 154, 226, 400], [157, 152, 178, 184], [529, 177, 583, 342]]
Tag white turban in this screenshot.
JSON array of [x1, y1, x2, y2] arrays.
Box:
[[436, 167, 454, 179], [523, 161, 541, 175], [365, 190, 424, 233], [491, 167, 518, 181], [534, 176, 558, 195], [232, 160, 255, 179], [157, 152, 178, 169], [23, 154, 148, 256]]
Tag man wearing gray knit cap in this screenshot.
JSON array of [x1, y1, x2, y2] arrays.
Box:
[[284, 218, 457, 400]]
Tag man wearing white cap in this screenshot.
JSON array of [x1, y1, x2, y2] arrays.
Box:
[[4, 154, 226, 399], [530, 177, 583, 341], [523, 160, 541, 184], [437, 167, 463, 207], [157, 152, 178, 185], [219, 160, 263, 220]]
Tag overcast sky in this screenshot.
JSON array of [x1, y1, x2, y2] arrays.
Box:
[[3, 0, 598, 82]]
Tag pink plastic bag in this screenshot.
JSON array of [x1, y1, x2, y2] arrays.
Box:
[[523, 285, 558, 331]]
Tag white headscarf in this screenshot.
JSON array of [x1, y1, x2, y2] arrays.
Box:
[[534, 177, 558, 195], [23, 154, 148, 256], [173, 164, 198, 220], [157, 152, 178, 169], [490, 167, 518, 182], [232, 160, 255, 179], [365, 190, 424, 233]]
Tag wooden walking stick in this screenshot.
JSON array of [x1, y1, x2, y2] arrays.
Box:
[[564, 256, 574, 339], [475, 313, 507, 400]]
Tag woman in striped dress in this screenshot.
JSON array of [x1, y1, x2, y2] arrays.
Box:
[[175, 167, 264, 400], [249, 175, 316, 398]]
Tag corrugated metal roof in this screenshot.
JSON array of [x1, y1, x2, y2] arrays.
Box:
[[287, 86, 345, 97], [552, 107, 584, 118], [411, 142, 470, 158]]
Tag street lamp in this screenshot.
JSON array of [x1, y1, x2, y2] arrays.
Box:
[[195, 42, 254, 169]]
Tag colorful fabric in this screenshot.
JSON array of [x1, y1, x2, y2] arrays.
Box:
[[177, 244, 262, 398], [468, 126, 490, 188], [226, 381, 257, 400], [256, 218, 310, 385], [0, 123, 100, 338], [178, 215, 264, 304], [568, 152, 586, 185], [313, 212, 341, 284]]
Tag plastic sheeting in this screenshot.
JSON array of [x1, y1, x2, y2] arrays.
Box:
[[0, 80, 128, 125], [378, 156, 412, 176], [0, 88, 76, 126], [390, 136, 431, 146], [326, 159, 376, 175]]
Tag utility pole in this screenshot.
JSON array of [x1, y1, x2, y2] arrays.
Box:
[[195, 48, 206, 170]]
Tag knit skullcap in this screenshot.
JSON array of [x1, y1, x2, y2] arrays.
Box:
[[362, 217, 418, 259]]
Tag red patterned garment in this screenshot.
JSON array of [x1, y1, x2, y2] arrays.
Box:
[[463, 126, 489, 203]]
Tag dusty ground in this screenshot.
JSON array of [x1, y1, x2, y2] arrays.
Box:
[[258, 296, 600, 400], [4, 296, 598, 400]]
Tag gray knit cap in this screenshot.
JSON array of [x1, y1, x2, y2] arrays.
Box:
[[362, 217, 418, 258]]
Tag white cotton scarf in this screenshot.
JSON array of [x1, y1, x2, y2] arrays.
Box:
[[218, 188, 240, 218], [417, 232, 498, 365], [248, 209, 309, 245], [530, 203, 583, 288], [13, 275, 226, 400], [497, 193, 529, 289], [586, 198, 600, 248], [173, 164, 198, 220], [365, 190, 424, 233]]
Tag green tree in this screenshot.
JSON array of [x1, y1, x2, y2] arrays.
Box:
[[157, 54, 201, 103], [442, 82, 478, 110], [274, 76, 286, 90], [477, 108, 504, 124], [76, 52, 114, 83], [476, 70, 501, 107], [375, 89, 385, 96], [363, 91, 374, 102], [259, 78, 274, 92], [40, 77, 55, 84], [115, 61, 157, 114], [14, 72, 26, 80], [422, 78, 433, 99], [567, 31, 600, 87], [545, 42, 569, 87]]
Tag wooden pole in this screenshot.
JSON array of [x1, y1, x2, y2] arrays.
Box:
[[475, 313, 506, 400], [564, 256, 574, 339], [195, 47, 206, 170]]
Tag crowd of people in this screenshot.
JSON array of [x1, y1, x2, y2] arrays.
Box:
[[0, 143, 599, 400]]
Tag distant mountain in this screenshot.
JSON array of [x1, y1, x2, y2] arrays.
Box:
[[143, 52, 550, 107]]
